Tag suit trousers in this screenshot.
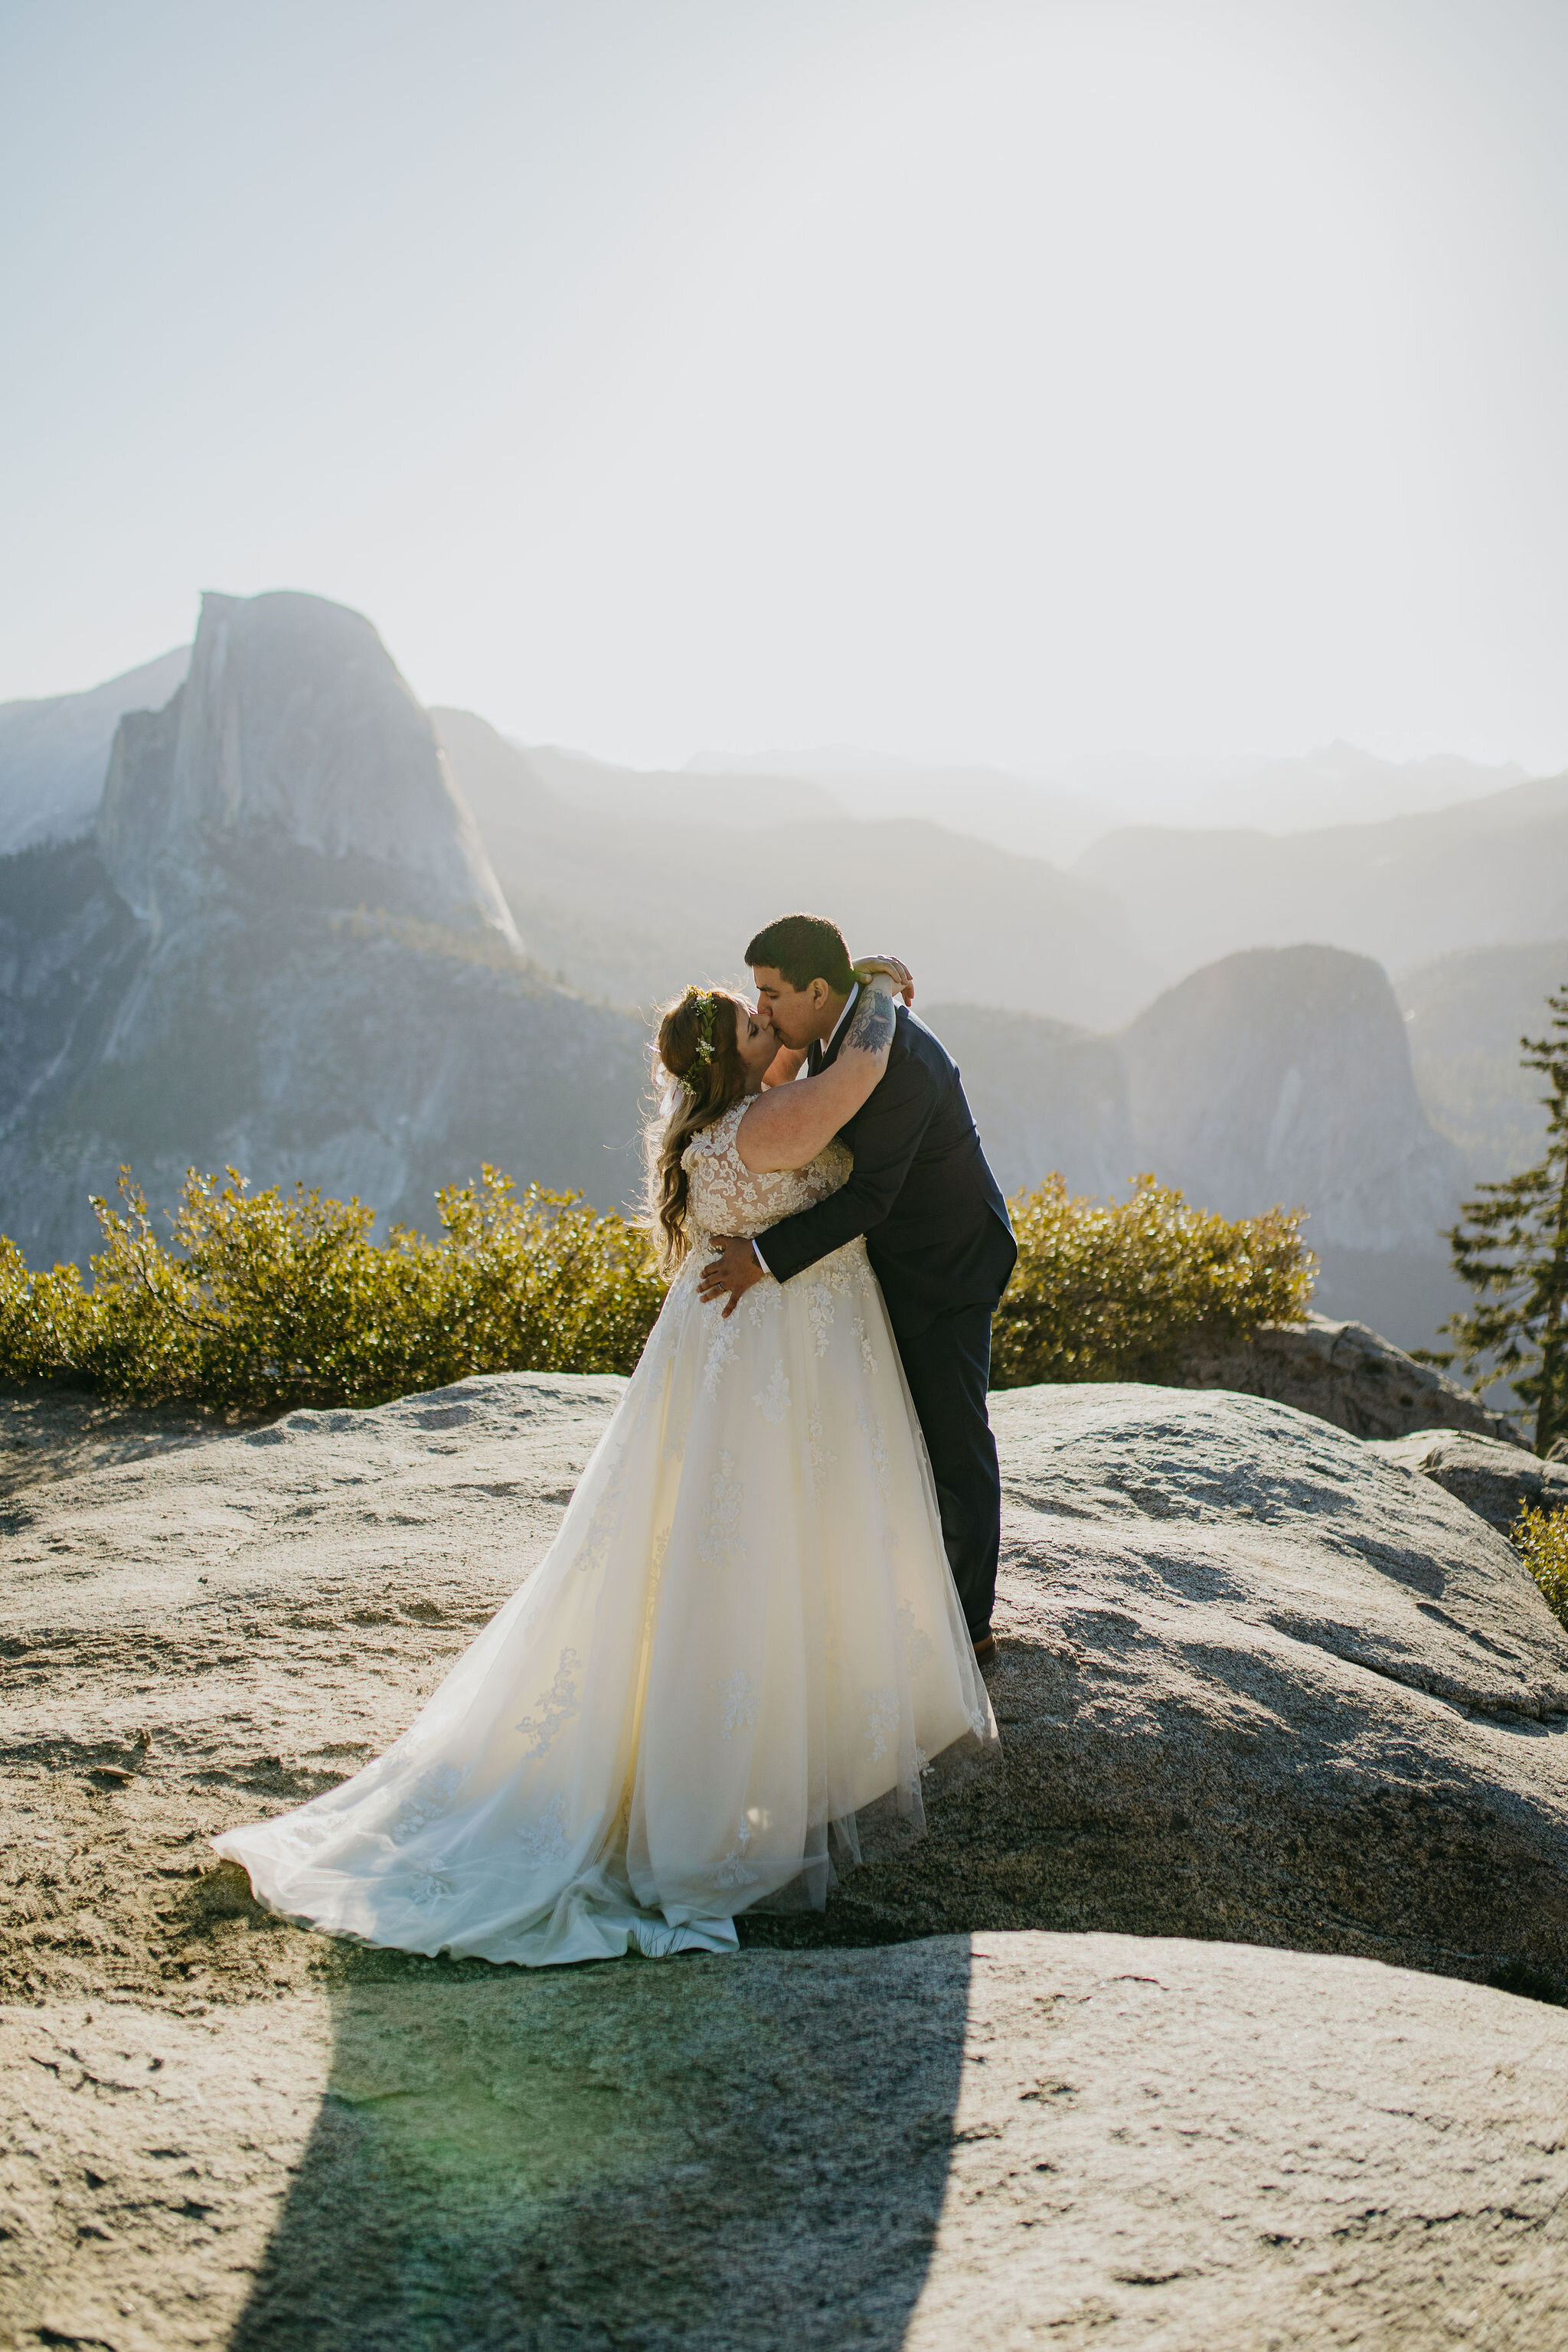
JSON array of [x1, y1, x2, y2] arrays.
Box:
[[893, 1301, 1001, 1641]]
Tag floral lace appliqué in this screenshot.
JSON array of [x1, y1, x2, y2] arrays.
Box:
[[753, 1359, 790, 1426], [716, 1670, 760, 1737], [699, 1451, 743, 1566], [681, 1106, 852, 1246], [804, 1282, 836, 1357], [715, 1814, 760, 1888], [389, 1762, 469, 1843], [897, 1601, 935, 1668], [514, 1792, 570, 1869], [701, 1310, 739, 1402], [407, 1870, 456, 1908], [514, 1646, 583, 1760], [865, 1687, 900, 1764]]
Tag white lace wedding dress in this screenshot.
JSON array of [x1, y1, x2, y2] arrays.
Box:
[[214, 1100, 998, 1966]]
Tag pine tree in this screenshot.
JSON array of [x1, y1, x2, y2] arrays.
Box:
[[1436, 984, 1568, 1455]]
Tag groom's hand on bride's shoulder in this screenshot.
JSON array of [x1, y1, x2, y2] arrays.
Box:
[[697, 1237, 765, 1318]]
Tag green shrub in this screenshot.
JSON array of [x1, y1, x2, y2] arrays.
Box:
[[1, 1161, 1315, 1416], [0, 1166, 663, 1413], [1512, 1502, 1568, 1629], [991, 1171, 1315, 1389]]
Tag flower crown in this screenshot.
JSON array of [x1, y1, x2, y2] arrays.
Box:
[[678, 988, 718, 1099]]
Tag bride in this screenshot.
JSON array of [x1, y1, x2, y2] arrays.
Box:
[[214, 963, 998, 1966]]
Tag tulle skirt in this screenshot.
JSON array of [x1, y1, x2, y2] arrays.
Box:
[[214, 1236, 998, 1967]]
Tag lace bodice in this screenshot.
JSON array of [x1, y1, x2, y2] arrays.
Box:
[[681, 1099, 851, 1242]]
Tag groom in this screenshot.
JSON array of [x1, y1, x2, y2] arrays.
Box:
[[697, 912, 1018, 1661]]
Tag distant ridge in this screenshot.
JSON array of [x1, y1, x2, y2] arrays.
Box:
[[0, 645, 190, 857]]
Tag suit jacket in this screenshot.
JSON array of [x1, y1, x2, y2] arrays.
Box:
[[754, 1003, 1018, 1340]]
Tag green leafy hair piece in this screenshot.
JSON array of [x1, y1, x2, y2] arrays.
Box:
[[680, 989, 717, 1097]]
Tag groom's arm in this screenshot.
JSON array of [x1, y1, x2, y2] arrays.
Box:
[[753, 1054, 937, 1284]]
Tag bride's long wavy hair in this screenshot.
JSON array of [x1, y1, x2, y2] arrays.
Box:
[[647, 987, 750, 1274]]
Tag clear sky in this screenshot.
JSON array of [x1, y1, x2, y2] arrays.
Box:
[[3, 0, 1566, 773]]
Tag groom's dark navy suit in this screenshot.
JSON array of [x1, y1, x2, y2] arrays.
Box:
[[755, 1003, 1018, 1638]]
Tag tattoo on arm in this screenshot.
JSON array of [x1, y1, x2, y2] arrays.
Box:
[[842, 984, 896, 1057]]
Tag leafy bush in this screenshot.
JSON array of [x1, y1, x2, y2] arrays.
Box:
[[0, 1167, 663, 1412], [0, 1162, 1315, 1416], [991, 1172, 1315, 1389], [1512, 1502, 1568, 1630]]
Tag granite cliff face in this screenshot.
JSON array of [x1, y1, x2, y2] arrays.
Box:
[[99, 593, 518, 944], [926, 946, 1465, 1349], [0, 594, 645, 1266], [1118, 945, 1462, 1253]]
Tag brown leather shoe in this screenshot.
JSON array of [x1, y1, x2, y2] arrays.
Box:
[[972, 1633, 998, 1666]]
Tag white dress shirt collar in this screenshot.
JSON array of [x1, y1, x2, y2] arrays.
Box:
[[822, 981, 859, 1057]]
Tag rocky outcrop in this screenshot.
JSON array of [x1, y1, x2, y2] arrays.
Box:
[[99, 592, 518, 944], [1172, 1310, 1523, 1444], [6, 1934, 1566, 2352], [5, 1371, 1568, 2347], [5, 1372, 1566, 2001], [1119, 945, 1463, 1256], [0, 644, 188, 858], [916, 952, 1468, 1350], [1373, 1427, 1568, 1531]]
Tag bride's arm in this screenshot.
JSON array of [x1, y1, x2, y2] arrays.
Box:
[[736, 976, 898, 1174]]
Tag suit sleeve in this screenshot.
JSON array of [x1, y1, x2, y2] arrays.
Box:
[[755, 1053, 937, 1283]]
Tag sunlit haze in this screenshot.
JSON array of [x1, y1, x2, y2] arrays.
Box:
[[4, 0, 1567, 780]]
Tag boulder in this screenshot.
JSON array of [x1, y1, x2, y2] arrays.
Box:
[[1374, 1427, 1568, 1533], [1171, 1308, 1523, 1443], [5, 1933, 1567, 2351]]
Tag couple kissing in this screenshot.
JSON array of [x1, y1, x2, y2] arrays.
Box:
[[215, 911, 1018, 1968]]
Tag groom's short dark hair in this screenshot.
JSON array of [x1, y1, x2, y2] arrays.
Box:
[[745, 913, 854, 994]]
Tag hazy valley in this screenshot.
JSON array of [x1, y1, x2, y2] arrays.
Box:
[[2, 587, 1563, 1351]]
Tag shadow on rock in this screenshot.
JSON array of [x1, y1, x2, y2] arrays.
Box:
[[228, 1936, 971, 2351]]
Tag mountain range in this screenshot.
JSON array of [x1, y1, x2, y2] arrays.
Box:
[[1, 586, 1561, 1353], [0, 594, 645, 1267], [929, 949, 1468, 1344]]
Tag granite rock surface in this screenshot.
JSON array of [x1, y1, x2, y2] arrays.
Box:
[[1374, 1426, 1568, 1532], [7, 1932, 1568, 2352], [5, 1370, 1568, 2346], [5, 1372, 1566, 2002], [1172, 1309, 1523, 1443]]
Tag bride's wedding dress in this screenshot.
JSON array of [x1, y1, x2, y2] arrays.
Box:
[[215, 1101, 998, 1965]]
